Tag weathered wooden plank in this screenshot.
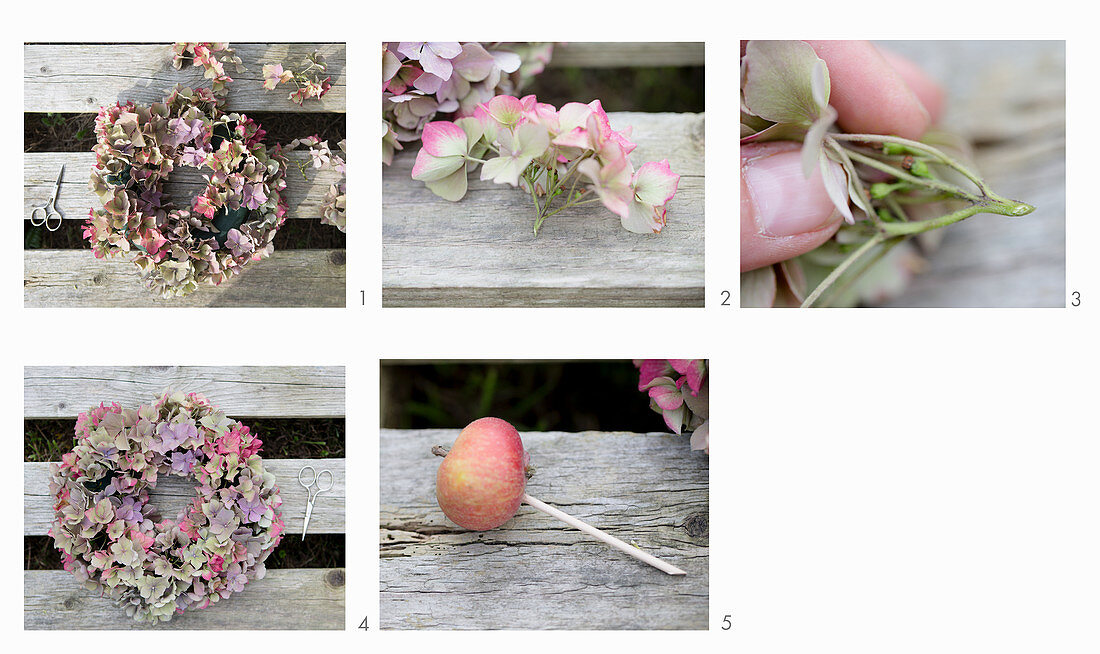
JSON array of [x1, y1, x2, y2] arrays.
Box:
[[25, 458, 345, 536], [24, 152, 341, 221], [872, 40, 1065, 307], [24, 365, 345, 419], [548, 42, 705, 68], [25, 568, 345, 630], [25, 43, 346, 113], [24, 249, 346, 307], [383, 112, 705, 307], [379, 428, 709, 630]]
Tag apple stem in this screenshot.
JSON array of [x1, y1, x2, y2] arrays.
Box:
[[521, 493, 687, 576]]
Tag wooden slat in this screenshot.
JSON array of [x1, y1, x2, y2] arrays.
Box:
[[24, 43, 345, 113], [25, 568, 345, 630], [24, 249, 346, 307], [24, 365, 345, 418], [25, 458, 345, 536], [383, 112, 705, 307], [380, 428, 709, 630], [24, 152, 341, 221], [548, 42, 705, 68]]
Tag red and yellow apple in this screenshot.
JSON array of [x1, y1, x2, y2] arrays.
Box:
[[435, 417, 529, 530]]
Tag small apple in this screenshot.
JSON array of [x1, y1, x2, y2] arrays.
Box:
[[435, 417, 529, 530]]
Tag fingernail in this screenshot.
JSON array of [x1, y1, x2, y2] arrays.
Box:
[[743, 148, 840, 237]]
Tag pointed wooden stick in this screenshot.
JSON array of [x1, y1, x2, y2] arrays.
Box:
[[522, 493, 686, 575]]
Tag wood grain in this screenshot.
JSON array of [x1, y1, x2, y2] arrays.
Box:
[[548, 42, 705, 68], [24, 568, 346, 630], [24, 43, 346, 113], [24, 152, 342, 221], [24, 365, 345, 418], [383, 112, 705, 307], [379, 428, 709, 630], [25, 458, 345, 536], [873, 40, 1065, 307], [24, 249, 346, 307]]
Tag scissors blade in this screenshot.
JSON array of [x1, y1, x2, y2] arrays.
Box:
[[52, 164, 65, 200], [301, 500, 315, 541]]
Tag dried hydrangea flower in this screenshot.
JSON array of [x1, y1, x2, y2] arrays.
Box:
[[634, 359, 709, 453], [172, 43, 244, 99], [286, 136, 346, 232], [411, 94, 681, 235], [262, 50, 332, 106], [383, 42, 554, 159]]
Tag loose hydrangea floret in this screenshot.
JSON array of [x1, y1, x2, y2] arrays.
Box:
[[49, 391, 285, 624], [84, 84, 290, 298], [411, 94, 681, 235], [286, 136, 346, 232], [262, 50, 332, 106], [171, 43, 244, 99]]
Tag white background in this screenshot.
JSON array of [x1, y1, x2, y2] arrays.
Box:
[[6, 2, 1097, 652]]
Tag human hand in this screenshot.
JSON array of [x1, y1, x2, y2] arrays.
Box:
[[740, 41, 945, 272]]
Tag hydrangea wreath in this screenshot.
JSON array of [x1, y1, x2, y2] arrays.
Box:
[[48, 391, 285, 624], [84, 56, 290, 298]]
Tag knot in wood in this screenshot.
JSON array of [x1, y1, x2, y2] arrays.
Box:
[[329, 251, 346, 266], [325, 569, 345, 588], [91, 273, 105, 286], [63, 596, 80, 610], [682, 512, 708, 538]]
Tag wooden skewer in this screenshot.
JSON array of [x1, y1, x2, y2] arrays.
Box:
[[522, 493, 687, 576]]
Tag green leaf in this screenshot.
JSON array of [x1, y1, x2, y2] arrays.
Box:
[[192, 206, 251, 245]]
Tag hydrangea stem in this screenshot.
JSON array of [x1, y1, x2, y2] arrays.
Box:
[[530, 152, 595, 235], [801, 233, 886, 308], [832, 133, 992, 196]]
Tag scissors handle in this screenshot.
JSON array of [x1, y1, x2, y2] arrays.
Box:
[[30, 206, 63, 231], [30, 165, 66, 231], [313, 468, 334, 493]]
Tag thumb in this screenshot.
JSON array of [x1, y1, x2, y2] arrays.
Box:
[[741, 142, 845, 272]]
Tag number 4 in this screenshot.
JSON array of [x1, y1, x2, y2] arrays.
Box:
[[359, 615, 369, 630]]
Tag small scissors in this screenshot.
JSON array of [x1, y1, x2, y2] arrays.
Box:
[[30, 164, 65, 232], [298, 465, 333, 541]]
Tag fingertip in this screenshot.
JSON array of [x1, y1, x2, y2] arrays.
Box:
[[804, 40, 932, 140], [879, 47, 945, 124]]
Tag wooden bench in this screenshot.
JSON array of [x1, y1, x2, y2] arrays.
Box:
[[382, 42, 705, 308], [23, 43, 347, 308], [23, 366, 346, 630], [379, 428, 709, 630]]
